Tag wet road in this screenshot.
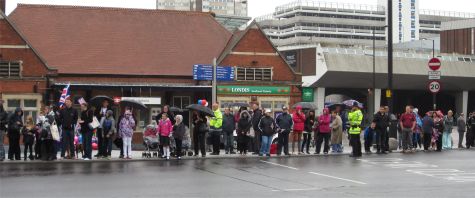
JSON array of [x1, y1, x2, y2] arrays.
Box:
[[1, 150, 475, 198]]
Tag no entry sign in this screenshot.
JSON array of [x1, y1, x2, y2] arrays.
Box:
[[428, 81, 441, 93], [428, 58, 441, 71]]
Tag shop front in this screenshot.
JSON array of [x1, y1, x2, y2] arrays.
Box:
[[217, 85, 291, 112]]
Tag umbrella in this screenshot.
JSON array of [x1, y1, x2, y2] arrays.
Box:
[[185, 104, 215, 117], [120, 99, 147, 110], [292, 102, 317, 110], [229, 102, 250, 107], [89, 95, 113, 107], [327, 103, 345, 110], [342, 100, 364, 108]]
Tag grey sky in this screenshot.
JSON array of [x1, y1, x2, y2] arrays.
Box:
[[5, 0, 475, 18]]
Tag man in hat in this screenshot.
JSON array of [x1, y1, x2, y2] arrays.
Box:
[[276, 106, 293, 156], [348, 101, 363, 157], [0, 99, 8, 161]]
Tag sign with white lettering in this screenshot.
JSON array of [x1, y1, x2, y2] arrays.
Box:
[[217, 86, 290, 95], [121, 97, 161, 105]]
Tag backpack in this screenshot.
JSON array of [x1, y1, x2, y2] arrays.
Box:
[[103, 119, 112, 132]]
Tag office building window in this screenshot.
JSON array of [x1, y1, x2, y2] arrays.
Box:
[[236, 67, 272, 81]]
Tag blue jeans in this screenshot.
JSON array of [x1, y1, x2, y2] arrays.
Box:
[[61, 129, 75, 157], [260, 135, 272, 155], [0, 130, 5, 160], [223, 130, 234, 153], [82, 131, 93, 159]]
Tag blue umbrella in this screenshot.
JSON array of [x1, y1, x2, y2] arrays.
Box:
[[342, 100, 364, 108]]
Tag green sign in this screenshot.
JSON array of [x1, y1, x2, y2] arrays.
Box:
[[302, 87, 314, 102], [217, 85, 290, 95]]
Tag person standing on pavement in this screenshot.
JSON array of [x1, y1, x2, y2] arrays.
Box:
[[173, 115, 186, 159], [373, 106, 388, 154], [119, 110, 135, 159], [467, 112, 475, 149], [442, 110, 455, 150], [79, 103, 94, 160], [222, 108, 236, 154], [236, 110, 252, 155], [330, 110, 343, 153], [400, 106, 416, 153], [364, 122, 376, 153], [209, 103, 223, 155], [58, 98, 78, 159], [193, 112, 208, 157], [412, 108, 423, 150], [251, 103, 263, 155], [276, 106, 293, 156], [457, 113, 466, 149], [422, 112, 435, 151], [158, 113, 173, 160], [258, 109, 276, 157], [292, 106, 306, 154], [39, 107, 56, 161], [94, 99, 112, 159], [22, 116, 36, 161], [7, 107, 23, 160], [0, 100, 8, 161], [100, 110, 116, 159], [433, 111, 444, 151], [302, 111, 315, 154], [348, 102, 363, 157], [316, 108, 331, 154]]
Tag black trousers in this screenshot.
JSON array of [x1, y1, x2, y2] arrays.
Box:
[[41, 139, 55, 160], [175, 138, 183, 157], [436, 132, 443, 151], [23, 142, 33, 159], [364, 130, 374, 152], [423, 133, 432, 150], [8, 133, 21, 160], [350, 134, 362, 156], [467, 128, 475, 148], [193, 132, 206, 156], [277, 132, 289, 155], [301, 133, 312, 153], [375, 129, 388, 152], [316, 133, 330, 154], [35, 139, 42, 159], [253, 129, 261, 153], [96, 128, 103, 156], [237, 135, 249, 154], [211, 132, 221, 154]]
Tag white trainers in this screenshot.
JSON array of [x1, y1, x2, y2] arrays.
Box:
[[84, 158, 90, 161]]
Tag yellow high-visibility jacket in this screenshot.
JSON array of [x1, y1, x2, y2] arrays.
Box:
[[348, 109, 363, 134], [210, 109, 223, 129]]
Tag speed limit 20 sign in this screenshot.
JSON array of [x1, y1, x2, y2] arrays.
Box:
[[428, 80, 441, 93]]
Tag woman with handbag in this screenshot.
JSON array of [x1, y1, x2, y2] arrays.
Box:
[[237, 110, 252, 155], [79, 103, 94, 160], [7, 107, 23, 160]]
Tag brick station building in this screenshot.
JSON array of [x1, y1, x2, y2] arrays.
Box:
[[2, 4, 302, 135]]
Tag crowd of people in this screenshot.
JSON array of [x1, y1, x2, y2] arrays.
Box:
[[1, 97, 475, 162]]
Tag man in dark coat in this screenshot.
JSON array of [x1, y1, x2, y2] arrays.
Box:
[[58, 98, 78, 159], [251, 103, 262, 155], [276, 106, 293, 156], [0, 100, 8, 161], [94, 99, 112, 158], [373, 106, 388, 154], [222, 108, 236, 154], [7, 107, 23, 160]]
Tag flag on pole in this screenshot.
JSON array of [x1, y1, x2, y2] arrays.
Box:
[[59, 83, 70, 108]]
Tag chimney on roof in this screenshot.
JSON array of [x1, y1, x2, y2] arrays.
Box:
[[0, 0, 5, 14]]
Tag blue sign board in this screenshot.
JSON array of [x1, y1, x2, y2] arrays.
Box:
[[193, 64, 234, 81]]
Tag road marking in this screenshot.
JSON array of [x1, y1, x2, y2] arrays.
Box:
[[260, 160, 299, 170], [308, 172, 367, 185], [271, 188, 321, 192]]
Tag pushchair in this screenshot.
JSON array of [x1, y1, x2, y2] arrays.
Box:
[[142, 124, 159, 158]]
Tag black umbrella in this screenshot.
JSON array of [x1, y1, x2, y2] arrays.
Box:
[[327, 103, 345, 110], [229, 102, 250, 107], [89, 95, 113, 107], [292, 102, 317, 110], [185, 104, 215, 117], [120, 99, 147, 110]]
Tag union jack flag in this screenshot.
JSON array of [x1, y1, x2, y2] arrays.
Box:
[[58, 83, 70, 108]]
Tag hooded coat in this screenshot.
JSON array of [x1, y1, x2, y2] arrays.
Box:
[[8, 108, 23, 135], [330, 114, 343, 144], [318, 108, 331, 133], [0, 105, 8, 131], [292, 106, 306, 132], [237, 110, 252, 135]]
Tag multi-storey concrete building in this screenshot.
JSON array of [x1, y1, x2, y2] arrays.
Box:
[[257, 0, 475, 48], [155, 0, 248, 16]]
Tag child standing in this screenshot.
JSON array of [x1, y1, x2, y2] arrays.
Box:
[[158, 113, 173, 160], [22, 116, 36, 161], [100, 110, 116, 159]]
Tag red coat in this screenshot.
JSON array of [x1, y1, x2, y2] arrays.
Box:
[[292, 112, 306, 132]]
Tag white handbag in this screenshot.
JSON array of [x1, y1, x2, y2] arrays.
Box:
[[89, 116, 100, 129], [51, 121, 60, 141]]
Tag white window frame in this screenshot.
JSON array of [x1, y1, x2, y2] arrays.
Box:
[[2, 94, 42, 123]]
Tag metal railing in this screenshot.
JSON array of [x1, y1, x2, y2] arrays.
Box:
[[420, 9, 475, 18]]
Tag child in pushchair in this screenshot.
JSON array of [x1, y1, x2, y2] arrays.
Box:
[[143, 124, 159, 158]]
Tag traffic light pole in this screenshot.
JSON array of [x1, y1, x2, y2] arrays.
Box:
[[387, 0, 395, 138]]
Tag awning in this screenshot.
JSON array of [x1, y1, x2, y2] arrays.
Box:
[[53, 82, 211, 90]]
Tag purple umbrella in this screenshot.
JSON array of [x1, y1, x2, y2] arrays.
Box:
[[342, 100, 364, 108]]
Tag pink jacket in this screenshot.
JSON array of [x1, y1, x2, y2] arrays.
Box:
[[318, 108, 331, 133], [158, 118, 173, 137], [292, 109, 306, 132]]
